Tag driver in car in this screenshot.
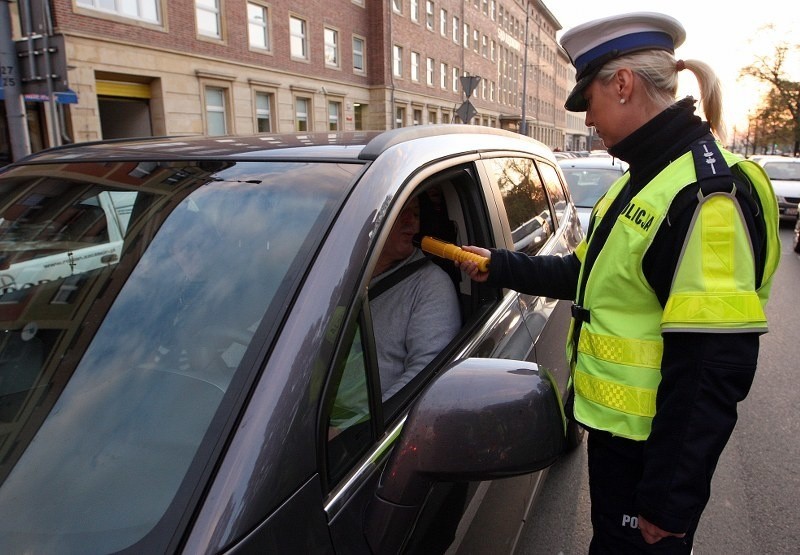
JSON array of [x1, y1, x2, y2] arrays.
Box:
[[369, 194, 461, 398], [329, 193, 461, 434]]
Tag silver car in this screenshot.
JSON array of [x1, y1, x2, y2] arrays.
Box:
[[751, 155, 800, 223], [558, 156, 628, 231]]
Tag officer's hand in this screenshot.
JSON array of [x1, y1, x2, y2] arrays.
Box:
[[458, 246, 491, 282], [638, 515, 686, 544]]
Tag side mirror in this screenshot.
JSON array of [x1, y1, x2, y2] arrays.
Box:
[[364, 358, 566, 554]]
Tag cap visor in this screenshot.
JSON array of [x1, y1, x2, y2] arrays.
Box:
[[564, 72, 597, 112]]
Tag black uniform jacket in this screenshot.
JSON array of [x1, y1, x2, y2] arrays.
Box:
[[487, 98, 768, 534]]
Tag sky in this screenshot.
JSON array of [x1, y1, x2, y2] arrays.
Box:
[[548, 1, 800, 139]]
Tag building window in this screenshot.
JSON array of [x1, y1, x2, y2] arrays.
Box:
[[255, 91, 273, 132], [324, 28, 339, 67], [426, 57, 434, 86], [410, 0, 419, 22], [295, 97, 310, 131], [328, 101, 341, 130], [196, 0, 221, 38], [395, 106, 405, 128], [440, 9, 447, 35], [473, 29, 479, 51], [77, 0, 160, 23], [452, 16, 459, 43], [413, 108, 422, 125], [428, 110, 437, 124], [393, 45, 403, 78], [247, 2, 270, 50], [462, 23, 469, 48], [392, 0, 402, 13], [411, 51, 420, 82], [425, 1, 434, 30], [482, 34, 488, 57], [205, 87, 227, 135], [354, 102, 365, 130], [452, 67, 459, 93], [290, 15, 308, 60], [352, 36, 365, 73], [440, 62, 447, 89]]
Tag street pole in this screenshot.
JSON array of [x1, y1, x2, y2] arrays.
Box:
[[0, 0, 31, 161], [38, 0, 60, 147], [519, 1, 529, 136]]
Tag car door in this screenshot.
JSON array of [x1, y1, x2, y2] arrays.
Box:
[[477, 156, 579, 396], [529, 160, 580, 396], [323, 158, 544, 554]]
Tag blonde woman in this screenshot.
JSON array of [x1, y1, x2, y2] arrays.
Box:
[[459, 12, 780, 554]]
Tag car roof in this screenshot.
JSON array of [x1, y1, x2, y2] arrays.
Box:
[[753, 155, 800, 165], [12, 132, 379, 165], [9, 125, 556, 166], [558, 156, 628, 171]]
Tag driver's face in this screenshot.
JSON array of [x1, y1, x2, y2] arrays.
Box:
[[380, 197, 420, 267]]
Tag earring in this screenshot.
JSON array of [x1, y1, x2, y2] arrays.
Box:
[[619, 98, 626, 104]]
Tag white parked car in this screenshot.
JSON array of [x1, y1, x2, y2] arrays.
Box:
[[752, 155, 800, 223]]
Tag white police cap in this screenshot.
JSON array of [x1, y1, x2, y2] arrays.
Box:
[[560, 12, 686, 112]]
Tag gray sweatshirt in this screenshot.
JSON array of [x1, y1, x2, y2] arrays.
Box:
[[370, 249, 461, 398]]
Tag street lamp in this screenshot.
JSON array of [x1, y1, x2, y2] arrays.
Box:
[[520, 2, 530, 136]]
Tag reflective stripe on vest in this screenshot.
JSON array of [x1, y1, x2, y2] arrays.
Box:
[[662, 193, 767, 329]]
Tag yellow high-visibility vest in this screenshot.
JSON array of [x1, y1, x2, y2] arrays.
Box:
[[568, 144, 780, 440]]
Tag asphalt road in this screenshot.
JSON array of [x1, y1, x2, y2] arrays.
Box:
[[515, 227, 800, 555]]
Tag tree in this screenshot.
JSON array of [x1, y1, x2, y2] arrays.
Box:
[[740, 43, 800, 156], [755, 89, 795, 154]]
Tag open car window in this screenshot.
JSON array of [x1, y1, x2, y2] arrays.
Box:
[[324, 163, 494, 486]]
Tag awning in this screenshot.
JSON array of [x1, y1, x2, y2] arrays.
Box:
[[0, 88, 79, 104], [96, 80, 150, 99]]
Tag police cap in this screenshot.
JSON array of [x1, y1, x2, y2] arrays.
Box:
[[560, 12, 686, 112]]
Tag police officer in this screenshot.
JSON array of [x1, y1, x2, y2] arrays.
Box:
[[458, 12, 781, 554]]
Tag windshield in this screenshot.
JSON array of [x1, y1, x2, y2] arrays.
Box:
[[0, 159, 356, 553], [762, 161, 800, 181], [561, 168, 622, 207]]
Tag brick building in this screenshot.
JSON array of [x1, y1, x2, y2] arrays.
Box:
[[1, 0, 590, 161]]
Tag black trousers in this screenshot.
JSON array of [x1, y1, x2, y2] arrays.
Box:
[[587, 431, 697, 554]]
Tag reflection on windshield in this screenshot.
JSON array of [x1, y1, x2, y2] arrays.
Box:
[[0, 160, 352, 553]]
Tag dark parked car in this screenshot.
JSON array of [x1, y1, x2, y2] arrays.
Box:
[[794, 202, 800, 253], [0, 126, 583, 554]]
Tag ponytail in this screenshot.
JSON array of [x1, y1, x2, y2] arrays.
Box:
[[597, 51, 727, 143]]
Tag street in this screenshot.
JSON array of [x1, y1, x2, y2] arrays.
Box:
[[516, 227, 800, 554]]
